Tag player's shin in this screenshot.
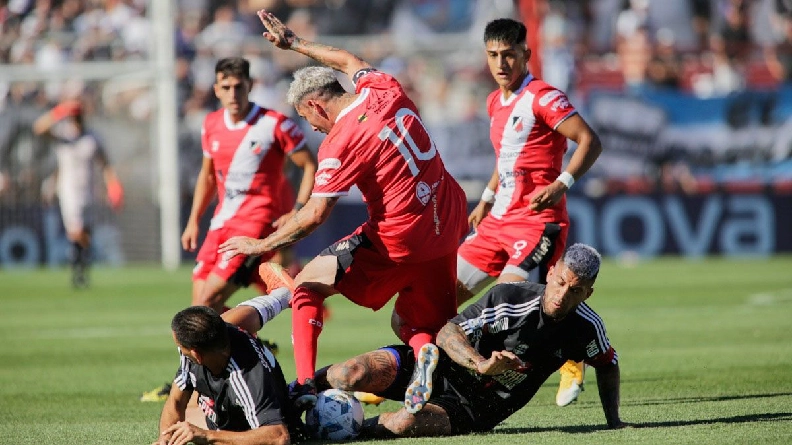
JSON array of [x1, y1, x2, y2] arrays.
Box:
[[291, 286, 326, 383]]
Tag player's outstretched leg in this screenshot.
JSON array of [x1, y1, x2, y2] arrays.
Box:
[[404, 343, 439, 414], [556, 360, 585, 406]]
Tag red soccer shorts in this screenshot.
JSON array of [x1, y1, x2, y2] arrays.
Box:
[[194, 225, 276, 288], [458, 216, 568, 282], [324, 229, 458, 336]]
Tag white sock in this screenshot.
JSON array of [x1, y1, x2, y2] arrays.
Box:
[[237, 287, 292, 326]]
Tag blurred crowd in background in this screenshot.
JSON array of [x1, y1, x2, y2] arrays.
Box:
[[2, 0, 792, 209]]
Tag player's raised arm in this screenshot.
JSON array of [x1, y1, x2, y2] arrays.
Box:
[[256, 9, 371, 79]]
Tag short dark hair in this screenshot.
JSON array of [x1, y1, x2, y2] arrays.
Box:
[[215, 57, 251, 81], [483, 18, 527, 46], [561, 243, 602, 282], [171, 306, 230, 352]]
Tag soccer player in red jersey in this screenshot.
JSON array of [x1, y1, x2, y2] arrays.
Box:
[[456, 18, 603, 407], [219, 10, 468, 414], [184, 57, 317, 313]]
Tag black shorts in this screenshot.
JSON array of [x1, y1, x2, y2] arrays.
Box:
[[376, 345, 507, 434]]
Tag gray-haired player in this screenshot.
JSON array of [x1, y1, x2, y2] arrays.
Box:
[[312, 243, 631, 437]]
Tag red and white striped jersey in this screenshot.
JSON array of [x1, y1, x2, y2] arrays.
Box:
[[201, 103, 306, 231], [311, 70, 467, 263], [487, 75, 576, 224]]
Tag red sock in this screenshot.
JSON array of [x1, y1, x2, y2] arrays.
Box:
[[406, 331, 434, 360], [291, 286, 325, 383]]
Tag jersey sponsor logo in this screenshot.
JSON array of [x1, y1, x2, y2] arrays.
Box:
[[198, 395, 218, 424], [484, 316, 509, 334], [492, 369, 527, 390], [250, 140, 262, 155], [586, 340, 599, 358], [315, 171, 332, 186], [318, 158, 342, 170], [538, 90, 563, 107], [211, 140, 220, 152], [513, 343, 528, 355]]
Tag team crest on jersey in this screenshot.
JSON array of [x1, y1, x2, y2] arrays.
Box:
[[250, 140, 262, 155], [511, 116, 525, 132]]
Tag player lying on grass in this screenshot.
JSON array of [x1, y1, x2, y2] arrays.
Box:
[[153, 305, 306, 445], [313, 244, 631, 437]]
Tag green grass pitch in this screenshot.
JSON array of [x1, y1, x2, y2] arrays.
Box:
[[1, 256, 791, 444]]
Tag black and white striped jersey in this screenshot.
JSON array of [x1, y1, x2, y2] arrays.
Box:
[[173, 324, 297, 432], [439, 281, 617, 423]]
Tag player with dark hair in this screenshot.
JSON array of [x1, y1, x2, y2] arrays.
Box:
[[153, 305, 305, 445], [219, 10, 468, 414], [453, 17, 603, 406], [313, 244, 629, 437], [33, 99, 124, 288], [141, 56, 316, 403], [183, 56, 317, 314]]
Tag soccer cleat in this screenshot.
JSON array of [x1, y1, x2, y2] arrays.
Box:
[[140, 383, 171, 402], [353, 391, 386, 406], [259, 262, 296, 293], [556, 360, 585, 407], [404, 343, 439, 414], [288, 378, 318, 412]]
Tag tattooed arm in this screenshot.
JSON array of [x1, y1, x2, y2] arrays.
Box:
[[257, 9, 370, 78], [218, 196, 338, 258], [436, 323, 524, 376]]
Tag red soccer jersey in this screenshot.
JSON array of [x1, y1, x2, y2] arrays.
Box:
[[311, 70, 467, 262], [487, 75, 576, 224], [201, 103, 306, 231]]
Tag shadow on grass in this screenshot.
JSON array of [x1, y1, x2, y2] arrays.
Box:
[[623, 391, 792, 407], [493, 411, 792, 435]]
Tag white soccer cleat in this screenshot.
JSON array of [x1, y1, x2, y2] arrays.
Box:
[[404, 343, 439, 414], [556, 360, 585, 407]]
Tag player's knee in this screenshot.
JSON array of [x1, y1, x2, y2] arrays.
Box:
[[192, 292, 226, 312]]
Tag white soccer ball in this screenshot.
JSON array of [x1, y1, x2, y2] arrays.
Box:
[[305, 389, 364, 441]]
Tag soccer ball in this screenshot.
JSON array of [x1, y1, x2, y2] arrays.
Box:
[[305, 389, 364, 441]]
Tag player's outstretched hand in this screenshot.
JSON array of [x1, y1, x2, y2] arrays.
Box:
[[218, 235, 263, 259], [257, 9, 296, 49], [107, 179, 124, 210], [476, 350, 525, 376]]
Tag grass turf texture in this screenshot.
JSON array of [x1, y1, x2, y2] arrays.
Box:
[[1, 256, 791, 445]]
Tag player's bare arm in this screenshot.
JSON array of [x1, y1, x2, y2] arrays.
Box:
[[529, 114, 602, 212], [469, 167, 499, 228], [323, 350, 398, 393], [155, 384, 191, 444], [256, 9, 370, 78], [436, 322, 523, 375], [594, 362, 627, 429], [218, 196, 338, 257], [274, 148, 317, 229], [182, 157, 217, 251]]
